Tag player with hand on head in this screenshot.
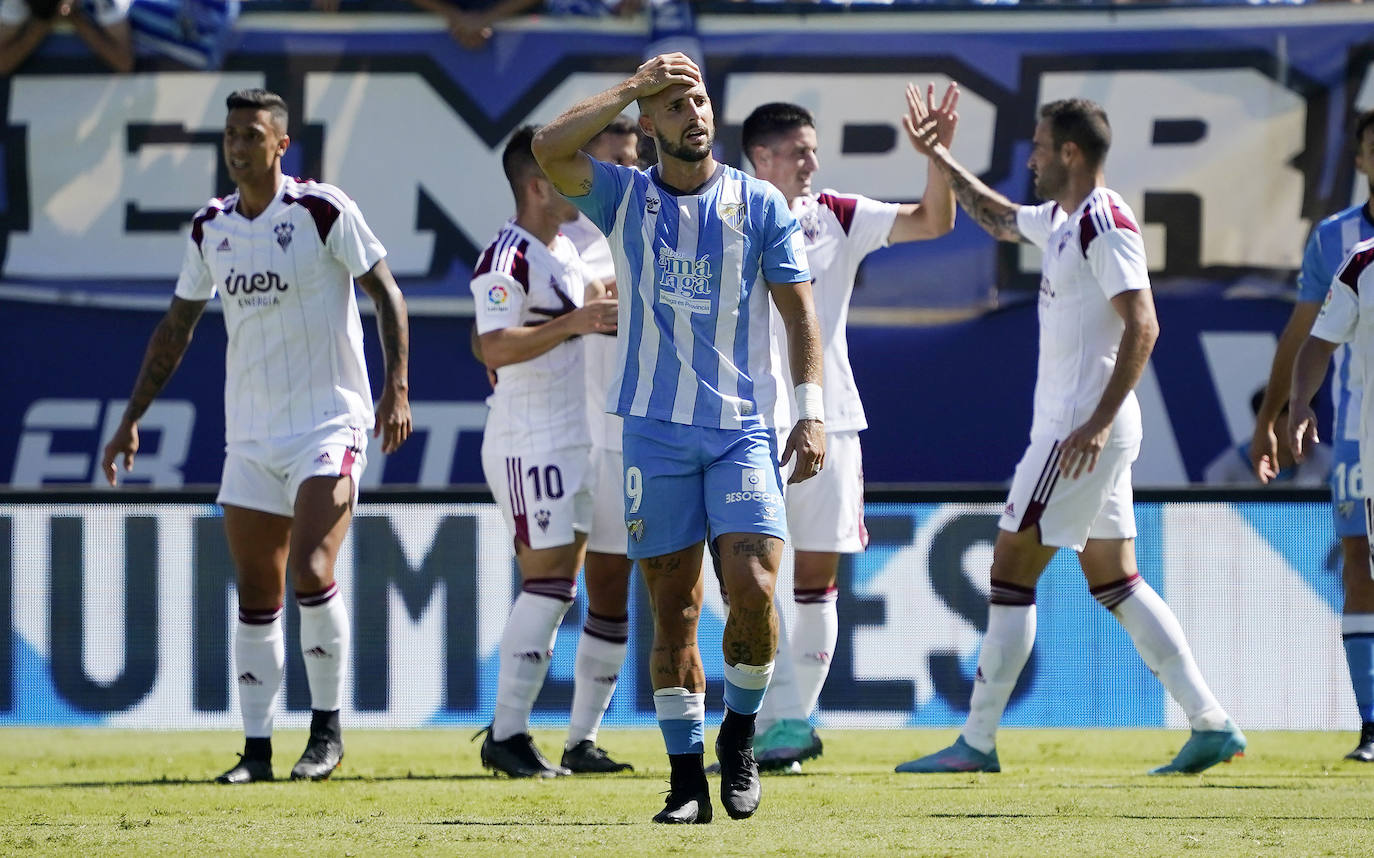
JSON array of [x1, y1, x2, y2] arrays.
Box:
[[470, 125, 621, 778], [738, 86, 957, 772], [556, 114, 643, 775], [1254, 110, 1374, 762], [893, 88, 1244, 776], [533, 53, 825, 823], [102, 88, 412, 784]]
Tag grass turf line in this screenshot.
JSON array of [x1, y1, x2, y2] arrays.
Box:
[[1, 728, 1372, 857]]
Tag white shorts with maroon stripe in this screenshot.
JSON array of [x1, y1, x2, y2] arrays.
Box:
[[781, 429, 868, 554], [218, 417, 366, 517], [998, 430, 1138, 551], [481, 444, 592, 550]]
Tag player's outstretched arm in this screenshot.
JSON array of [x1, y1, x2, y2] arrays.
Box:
[[1250, 300, 1322, 481], [478, 297, 618, 369], [902, 81, 1022, 243], [532, 52, 701, 196], [356, 259, 413, 454], [100, 296, 207, 485], [1058, 288, 1159, 479], [769, 280, 826, 484], [1289, 335, 1339, 463], [889, 82, 959, 244]]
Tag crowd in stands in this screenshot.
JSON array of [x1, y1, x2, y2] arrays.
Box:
[[0, 0, 1360, 75]]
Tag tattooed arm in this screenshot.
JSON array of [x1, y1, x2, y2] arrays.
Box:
[[101, 296, 207, 485], [901, 81, 1024, 243], [356, 258, 413, 454]]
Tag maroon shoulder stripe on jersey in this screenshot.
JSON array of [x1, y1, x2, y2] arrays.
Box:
[[1078, 210, 1099, 256], [817, 192, 857, 235], [1078, 198, 1139, 256], [1109, 202, 1139, 234], [190, 202, 227, 250], [473, 242, 498, 276], [476, 231, 532, 293], [282, 193, 342, 243], [1339, 244, 1374, 293]]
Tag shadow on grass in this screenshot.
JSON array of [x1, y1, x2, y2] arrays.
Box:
[[425, 819, 638, 827], [930, 812, 1370, 821], [0, 773, 508, 790]]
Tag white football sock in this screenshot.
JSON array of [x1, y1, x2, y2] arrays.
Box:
[[235, 608, 284, 739], [758, 604, 805, 729], [792, 593, 839, 719], [296, 583, 350, 713], [567, 612, 628, 748], [961, 604, 1036, 754], [493, 585, 573, 742], [1111, 581, 1229, 731]]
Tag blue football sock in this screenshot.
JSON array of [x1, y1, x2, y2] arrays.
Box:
[[1342, 619, 1374, 722], [722, 662, 774, 716], [654, 687, 705, 754]]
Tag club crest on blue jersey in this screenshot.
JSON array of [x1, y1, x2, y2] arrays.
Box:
[[645, 192, 660, 215], [627, 518, 644, 541], [274, 222, 294, 250], [718, 199, 745, 232]]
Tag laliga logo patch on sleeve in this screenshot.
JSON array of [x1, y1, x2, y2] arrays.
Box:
[[487, 283, 510, 310]]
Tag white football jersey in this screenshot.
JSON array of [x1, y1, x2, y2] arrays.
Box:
[[562, 214, 623, 452], [174, 176, 385, 443], [766, 191, 899, 432], [472, 221, 591, 453], [1310, 236, 1374, 471], [1016, 187, 1150, 441]]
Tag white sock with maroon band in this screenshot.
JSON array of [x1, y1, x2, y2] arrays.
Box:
[[961, 581, 1037, 754], [567, 611, 629, 748], [793, 587, 839, 718], [296, 583, 350, 713], [758, 605, 805, 730], [492, 578, 575, 742], [1103, 576, 1230, 732], [235, 606, 285, 738]]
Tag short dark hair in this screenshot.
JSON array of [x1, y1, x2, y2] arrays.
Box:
[[1039, 98, 1111, 169], [226, 89, 289, 133], [1355, 110, 1374, 148], [593, 115, 638, 143], [741, 102, 815, 165], [502, 125, 544, 198]]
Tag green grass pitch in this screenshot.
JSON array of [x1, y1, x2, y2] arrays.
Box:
[[2, 728, 1372, 856]]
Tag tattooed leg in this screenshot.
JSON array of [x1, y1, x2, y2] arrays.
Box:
[[717, 534, 782, 668], [641, 543, 707, 691]]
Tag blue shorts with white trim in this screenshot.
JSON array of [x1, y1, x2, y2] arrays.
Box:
[[621, 415, 787, 559]]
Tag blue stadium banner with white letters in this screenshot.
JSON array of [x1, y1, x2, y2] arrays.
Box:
[[0, 492, 1349, 731], [0, 6, 1367, 487]]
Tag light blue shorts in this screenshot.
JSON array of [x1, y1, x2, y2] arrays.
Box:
[[1331, 438, 1364, 538], [621, 416, 787, 560]]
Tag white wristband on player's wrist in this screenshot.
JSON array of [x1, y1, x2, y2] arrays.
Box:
[[795, 382, 824, 422]]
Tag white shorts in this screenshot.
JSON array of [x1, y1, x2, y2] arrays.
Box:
[[586, 445, 628, 555], [998, 431, 1139, 551], [783, 429, 867, 553], [218, 419, 367, 517], [482, 444, 593, 550]]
